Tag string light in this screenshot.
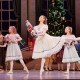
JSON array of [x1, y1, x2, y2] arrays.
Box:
[[47, 0, 65, 36]]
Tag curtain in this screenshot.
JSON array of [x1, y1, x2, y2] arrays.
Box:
[[13, 0, 21, 18], [13, 0, 21, 34]]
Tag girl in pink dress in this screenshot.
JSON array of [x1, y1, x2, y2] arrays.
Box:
[[5, 26, 29, 74]]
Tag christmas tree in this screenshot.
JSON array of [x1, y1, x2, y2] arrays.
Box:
[[47, 0, 65, 36]]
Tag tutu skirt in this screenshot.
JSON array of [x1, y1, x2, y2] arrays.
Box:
[[6, 43, 23, 61], [62, 45, 80, 63], [32, 34, 65, 59]]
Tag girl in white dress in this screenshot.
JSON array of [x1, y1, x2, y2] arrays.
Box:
[[32, 15, 65, 74], [62, 27, 80, 73], [5, 26, 29, 74]]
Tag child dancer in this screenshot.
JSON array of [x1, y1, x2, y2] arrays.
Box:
[[5, 26, 29, 74], [62, 26, 80, 73], [32, 15, 65, 74]]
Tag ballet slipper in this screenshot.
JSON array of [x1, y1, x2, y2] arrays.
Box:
[[7, 71, 13, 74], [40, 69, 44, 75], [64, 71, 69, 74], [24, 68, 29, 73]]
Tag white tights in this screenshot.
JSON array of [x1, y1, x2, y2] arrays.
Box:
[[67, 63, 70, 72], [40, 58, 45, 74], [9, 59, 28, 72]]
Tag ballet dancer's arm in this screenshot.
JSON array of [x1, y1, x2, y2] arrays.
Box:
[[11, 34, 22, 43], [65, 37, 75, 41], [75, 37, 80, 41], [13, 37, 22, 43], [31, 29, 37, 36], [15, 37, 22, 42]]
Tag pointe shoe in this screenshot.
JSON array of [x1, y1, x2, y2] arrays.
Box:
[[64, 71, 69, 74], [40, 69, 44, 75], [7, 71, 13, 74], [24, 68, 29, 73]]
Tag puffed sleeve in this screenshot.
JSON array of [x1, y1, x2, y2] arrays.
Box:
[[44, 24, 48, 31], [61, 35, 65, 38], [15, 34, 21, 39], [5, 34, 9, 38], [34, 26, 37, 30], [72, 35, 76, 38]]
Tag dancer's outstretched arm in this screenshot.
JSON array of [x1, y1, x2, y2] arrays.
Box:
[[75, 37, 80, 41], [65, 37, 76, 41]]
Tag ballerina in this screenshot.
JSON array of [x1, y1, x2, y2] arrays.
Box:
[[5, 26, 29, 74], [32, 15, 65, 74], [62, 27, 80, 73]]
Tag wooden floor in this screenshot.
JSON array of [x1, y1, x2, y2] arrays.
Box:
[[0, 70, 80, 80]]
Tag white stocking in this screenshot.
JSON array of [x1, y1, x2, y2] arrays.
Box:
[[20, 59, 29, 73], [40, 58, 45, 74], [67, 63, 70, 72]]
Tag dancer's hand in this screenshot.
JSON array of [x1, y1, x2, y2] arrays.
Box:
[[73, 41, 78, 44], [75, 37, 80, 41], [11, 39, 19, 43], [67, 44, 71, 48]]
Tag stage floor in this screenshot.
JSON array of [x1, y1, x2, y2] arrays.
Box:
[[0, 70, 80, 80]]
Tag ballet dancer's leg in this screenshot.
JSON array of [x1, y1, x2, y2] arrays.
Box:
[[64, 63, 70, 73], [40, 58, 45, 74], [8, 61, 13, 74], [19, 59, 29, 73], [72, 63, 75, 70]]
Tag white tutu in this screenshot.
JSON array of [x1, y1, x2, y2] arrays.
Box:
[[32, 34, 65, 59], [62, 35, 80, 63], [62, 45, 80, 63], [5, 34, 23, 61], [6, 43, 23, 61]]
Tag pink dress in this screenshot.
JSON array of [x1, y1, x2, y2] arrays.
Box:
[[5, 34, 23, 61]]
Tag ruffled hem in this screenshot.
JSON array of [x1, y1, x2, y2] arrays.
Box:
[[6, 56, 23, 61], [62, 57, 80, 63]]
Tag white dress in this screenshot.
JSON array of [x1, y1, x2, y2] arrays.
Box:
[[5, 34, 23, 61], [32, 25, 65, 59], [62, 35, 80, 63]]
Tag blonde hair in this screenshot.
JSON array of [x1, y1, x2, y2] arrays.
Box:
[[40, 15, 47, 24], [66, 26, 72, 34], [9, 26, 17, 34]]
